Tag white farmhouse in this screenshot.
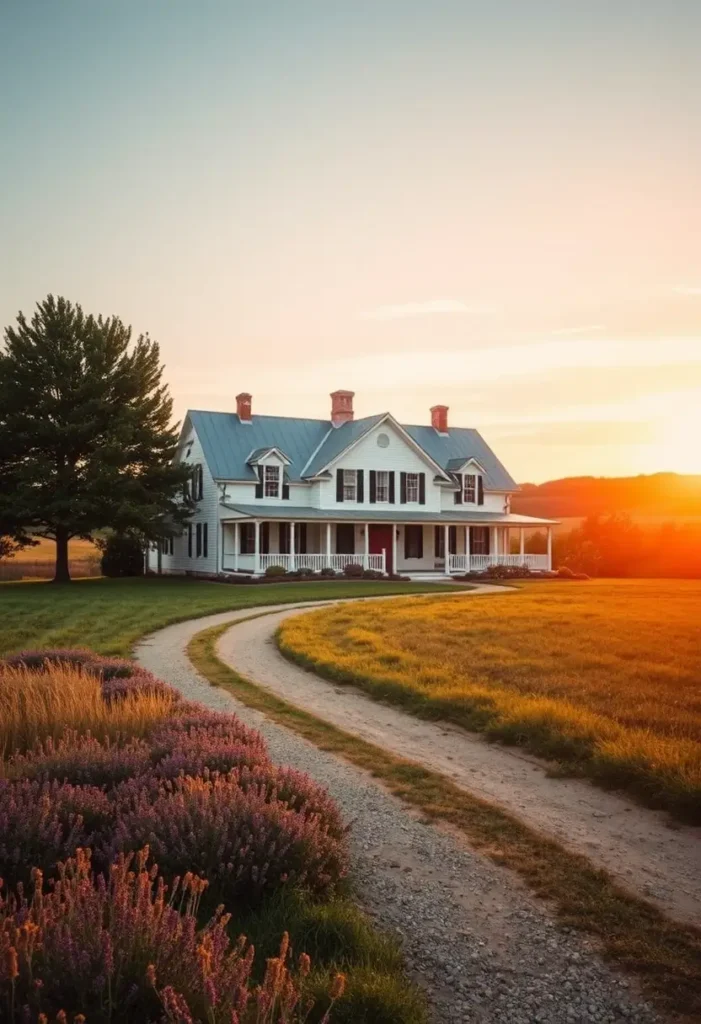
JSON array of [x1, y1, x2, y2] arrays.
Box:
[[148, 391, 556, 578]]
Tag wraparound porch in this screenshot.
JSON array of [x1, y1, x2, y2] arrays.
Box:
[[218, 515, 554, 576]]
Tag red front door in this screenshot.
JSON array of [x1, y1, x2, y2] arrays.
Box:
[[369, 524, 394, 573]]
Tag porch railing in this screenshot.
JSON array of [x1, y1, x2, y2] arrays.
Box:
[[259, 552, 386, 573], [447, 553, 550, 573]]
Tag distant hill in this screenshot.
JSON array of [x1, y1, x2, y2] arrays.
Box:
[[511, 473, 701, 520]]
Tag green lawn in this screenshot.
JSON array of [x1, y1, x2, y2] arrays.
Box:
[[0, 576, 465, 657]]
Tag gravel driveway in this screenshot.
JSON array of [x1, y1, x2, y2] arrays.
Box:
[[220, 604, 700, 927], [136, 599, 662, 1024]]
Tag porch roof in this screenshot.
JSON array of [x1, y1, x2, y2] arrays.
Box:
[[220, 503, 556, 526]]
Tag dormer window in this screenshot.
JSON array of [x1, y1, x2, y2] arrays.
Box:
[[463, 473, 476, 503], [264, 464, 280, 498]]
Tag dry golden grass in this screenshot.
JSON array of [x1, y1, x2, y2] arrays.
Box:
[[8, 537, 100, 563], [278, 580, 701, 820], [0, 662, 174, 757]]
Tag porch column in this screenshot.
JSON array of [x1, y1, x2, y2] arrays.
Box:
[[234, 521, 240, 571], [290, 521, 296, 570], [217, 523, 223, 574], [325, 521, 332, 568], [254, 520, 261, 574], [547, 526, 553, 570], [364, 522, 369, 569], [392, 524, 397, 576], [444, 523, 450, 574], [519, 527, 525, 560], [465, 525, 470, 571], [491, 525, 498, 556]]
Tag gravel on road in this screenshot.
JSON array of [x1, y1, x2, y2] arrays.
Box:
[[135, 600, 663, 1024]]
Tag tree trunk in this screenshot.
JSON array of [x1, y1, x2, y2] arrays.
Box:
[[53, 527, 71, 583]]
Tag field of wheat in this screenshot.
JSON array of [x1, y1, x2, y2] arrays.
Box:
[[278, 579, 701, 821]]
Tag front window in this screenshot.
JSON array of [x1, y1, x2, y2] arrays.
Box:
[[376, 470, 389, 503], [343, 469, 358, 502], [405, 473, 419, 503], [264, 464, 280, 498], [463, 473, 476, 503]]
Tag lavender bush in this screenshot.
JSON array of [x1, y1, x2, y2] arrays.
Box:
[[0, 847, 343, 1023], [0, 650, 350, 1020], [111, 772, 348, 905]]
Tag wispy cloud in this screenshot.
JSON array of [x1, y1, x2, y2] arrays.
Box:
[[550, 324, 606, 336], [673, 286, 701, 296], [359, 299, 496, 320]]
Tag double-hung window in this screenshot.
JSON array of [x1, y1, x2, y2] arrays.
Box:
[[375, 470, 389, 503], [264, 465, 280, 498], [343, 469, 358, 502], [405, 473, 419, 503], [463, 473, 476, 503]]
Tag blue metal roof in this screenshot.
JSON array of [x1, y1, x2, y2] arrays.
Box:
[[188, 411, 330, 482], [301, 414, 385, 477], [405, 425, 517, 490], [187, 409, 517, 490]]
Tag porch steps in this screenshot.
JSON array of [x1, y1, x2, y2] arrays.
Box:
[[403, 572, 454, 582]]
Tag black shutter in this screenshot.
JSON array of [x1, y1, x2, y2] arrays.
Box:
[[196, 523, 202, 557], [297, 522, 307, 554], [404, 526, 410, 560], [336, 469, 344, 502], [389, 472, 395, 504], [369, 470, 376, 503], [434, 525, 443, 559], [419, 473, 426, 505], [188, 524, 192, 557], [282, 471, 290, 500], [478, 477, 484, 505], [261, 522, 270, 554], [279, 523, 289, 554], [255, 467, 263, 499], [453, 473, 462, 504], [400, 472, 407, 504], [203, 523, 208, 558], [197, 465, 204, 500], [357, 470, 364, 503], [449, 525, 457, 554]]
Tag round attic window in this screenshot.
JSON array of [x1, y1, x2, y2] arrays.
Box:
[[377, 432, 390, 448]]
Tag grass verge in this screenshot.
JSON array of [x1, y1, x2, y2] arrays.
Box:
[[189, 619, 701, 1022], [235, 887, 428, 1023], [0, 575, 467, 658]]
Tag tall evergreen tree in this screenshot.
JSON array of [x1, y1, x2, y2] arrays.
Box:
[[0, 295, 193, 582]]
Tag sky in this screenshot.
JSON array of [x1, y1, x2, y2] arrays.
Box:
[[1, 1, 700, 483]]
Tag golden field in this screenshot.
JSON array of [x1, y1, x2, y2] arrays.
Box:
[[278, 580, 701, 821], [8, 536, 100, 562]]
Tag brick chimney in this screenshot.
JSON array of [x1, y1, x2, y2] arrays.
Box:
[[330, 390, 354, 427], [430, 404, 449, 434], [236, 392, 252, 423]]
